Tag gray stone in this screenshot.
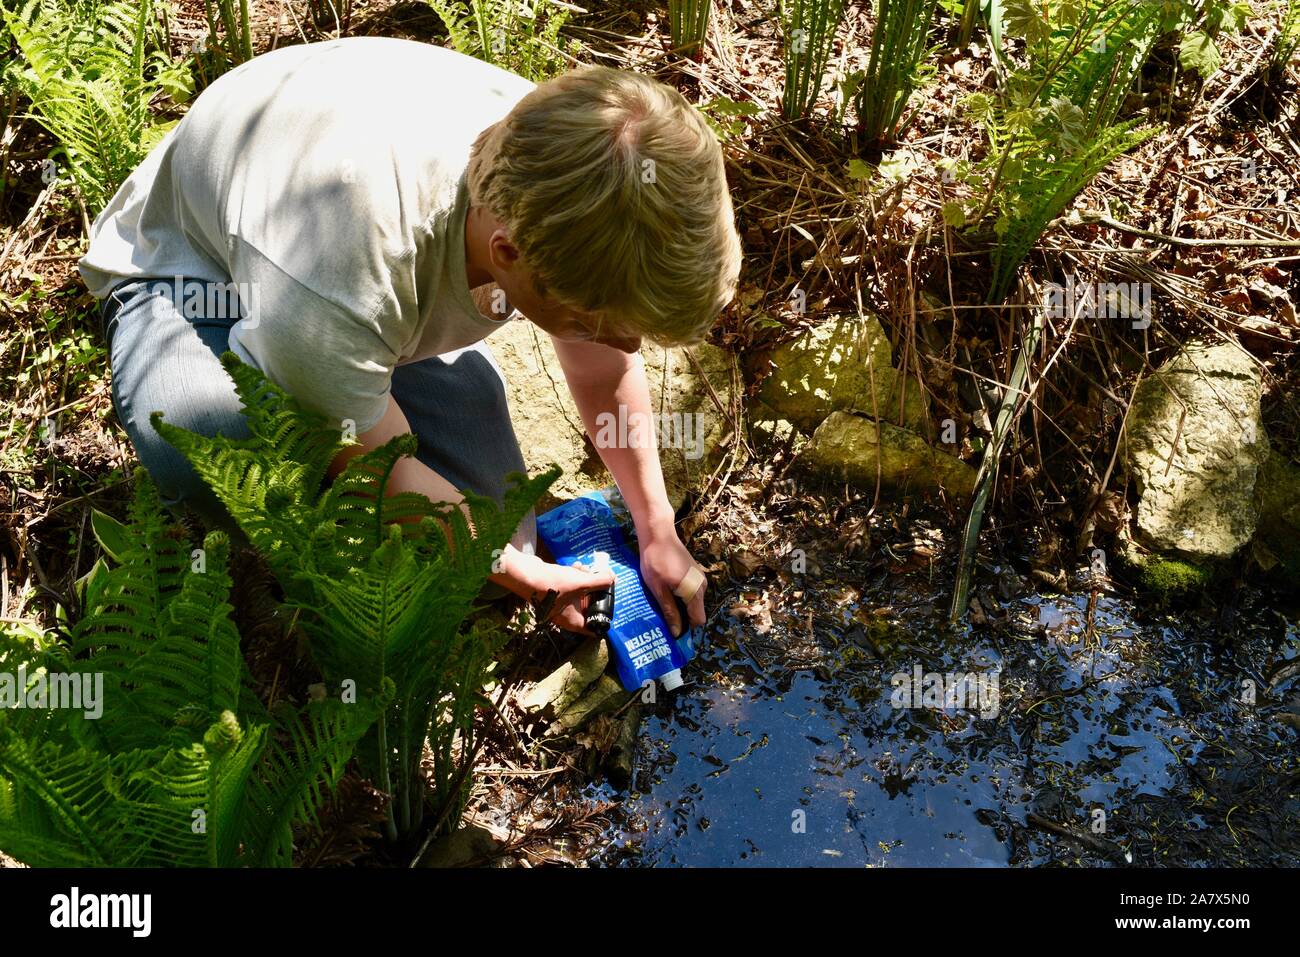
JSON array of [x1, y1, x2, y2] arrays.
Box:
[[489, 319, 734, 511], [798, 411, 976, 502], [518, 636, 609, 720], [418, 823, 502, 868], [750, 315, 929, 434], [547, 675, 630, 737], [1254, 450, 1300, 583], [1123, 341, 1268, 561]]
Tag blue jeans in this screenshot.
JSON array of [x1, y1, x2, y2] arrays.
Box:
[[100, 277, 537, 553]]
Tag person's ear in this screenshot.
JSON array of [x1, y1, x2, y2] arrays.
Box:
[[487, 228, 520, 273]]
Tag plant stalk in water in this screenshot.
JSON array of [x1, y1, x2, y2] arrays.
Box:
[[950, 304, 1043, 620]]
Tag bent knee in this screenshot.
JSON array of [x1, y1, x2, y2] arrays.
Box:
[[113, 373, 249, 445]]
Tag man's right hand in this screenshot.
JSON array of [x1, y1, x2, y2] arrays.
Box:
[[490, 545, 616, 635], [332, 397, 614, 633]]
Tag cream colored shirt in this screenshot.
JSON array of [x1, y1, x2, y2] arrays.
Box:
[[80, 37, 535, 432]]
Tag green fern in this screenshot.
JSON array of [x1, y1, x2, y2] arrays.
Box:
[[154, 352, 557, 843], [967, 0, 1162, 300], [1273, 0, 1300, 82], [668, 0, 712, 60], [428, 0, 574, 81], [780, 0, 848, 120], [2, 0, 185, 215], [855, 0, 939, 147], [200, 0, 254, 77], [0, 472, 389, 866], [243, 695, 390, 866], [985, 118, 1154, 301]]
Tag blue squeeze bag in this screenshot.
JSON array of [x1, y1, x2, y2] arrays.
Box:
[[535, 492, 695, 692]]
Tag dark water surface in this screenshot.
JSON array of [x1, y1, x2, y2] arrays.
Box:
[[592, 563, 1300, 867]]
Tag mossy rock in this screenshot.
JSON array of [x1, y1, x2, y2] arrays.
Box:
[[1113, 534, 1215, 605], [749, 315, 929, 435], [1135, 557, 1214, 602], [797, 411, 975, 503]]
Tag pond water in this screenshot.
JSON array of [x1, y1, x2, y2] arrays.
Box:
[[591, 558, 1300, 867]]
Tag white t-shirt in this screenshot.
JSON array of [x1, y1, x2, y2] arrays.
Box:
[[80, 37, 536, 433]]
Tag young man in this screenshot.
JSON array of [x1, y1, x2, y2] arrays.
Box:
[[79, 36, 742, 636]]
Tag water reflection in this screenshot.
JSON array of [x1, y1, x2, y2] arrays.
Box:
[[595, 571, 1300, 866]]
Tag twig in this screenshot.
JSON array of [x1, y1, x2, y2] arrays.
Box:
[[950, 290, 1044, 621], [1069, 210, 1300, 248], [1026, 812, 1131, 864]]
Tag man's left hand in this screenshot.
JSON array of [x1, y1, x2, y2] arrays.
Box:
[[639, 528, 706, 638]]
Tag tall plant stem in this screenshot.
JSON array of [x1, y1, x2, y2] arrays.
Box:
[[949, 303, 1043, 621], [957, 0, 979, 47], [378, 716, 398, 842], [238, 0, 252, 61], [668, 0, 711, 59], [398, 705, 412, 837]]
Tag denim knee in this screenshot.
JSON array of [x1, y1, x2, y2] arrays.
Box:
[[103, 278, 250, 528]]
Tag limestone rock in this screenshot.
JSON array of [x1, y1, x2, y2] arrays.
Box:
[[519, 636, 609, 720], [750, 404, 803, 449], [750, 315, 929, 434], [488, 319, 734, 511], [1254, 450, 1300, 583], [418, 823, 502, 868], [1123, 341, 1268, 561], [798, 411, 976, 502], [547, 675, 629, 737]]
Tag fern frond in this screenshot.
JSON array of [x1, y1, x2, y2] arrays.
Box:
[[2, 0, 176, 214], [989, 119, 1155, 300], [974, 0, 1161, 301], [0, 729, 205, 867], [157, 355, 558, 841], [427, 0, 573, 80], [1048, 0, 1162, 131], [0, 469, 379, 867], [68, 482, 248, 753], [151, 352, 343, 569], [199, 711, 267, 866], [244, 682, 392, 866]]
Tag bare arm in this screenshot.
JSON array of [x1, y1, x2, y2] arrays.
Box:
[[328, 393, 612, 632], [552, 338, 706, 634], [550, 339, 677, 540], [328, 392, 464, 502]]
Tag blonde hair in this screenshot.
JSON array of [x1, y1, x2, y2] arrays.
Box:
[[467, 65, 742, 346]]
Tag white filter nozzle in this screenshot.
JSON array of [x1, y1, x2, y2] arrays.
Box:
[[661, 669, 684, 691]]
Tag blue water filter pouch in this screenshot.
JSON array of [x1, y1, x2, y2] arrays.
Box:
[[536, 492, 695, 692]]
